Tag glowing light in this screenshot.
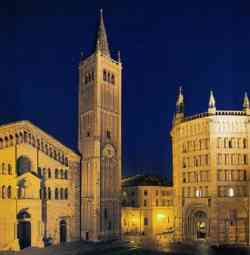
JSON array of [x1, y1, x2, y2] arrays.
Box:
[[196, 189, 200, 197], [157, 213, 166, 220], [131, 217, 137, 223], [228, 188, 234, 197]]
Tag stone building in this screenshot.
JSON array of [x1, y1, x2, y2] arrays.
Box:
[[0, 121, 80, 250], [121, 175, 174, 243], [0, 10, 122, 250], [171, 88, 250, 244], [78, 9, 122, 241]]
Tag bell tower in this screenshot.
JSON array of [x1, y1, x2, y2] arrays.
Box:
[[78, 10, 122, 240]]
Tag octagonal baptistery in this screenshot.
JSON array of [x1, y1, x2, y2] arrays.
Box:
[[171, 88, 250, 245], [0, 120, 80, 251]]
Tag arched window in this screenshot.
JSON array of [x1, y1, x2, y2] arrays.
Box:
[[243, 138, 247, 149], [2, 163, 5, 175], [64, 188, 68, 200], [43, 168, 46, 178], [0, 138, 3, 149], [48, 187, 51, 200], [65, 158, 68, 167], [37, 139, 40, 149], [244, 155, 248, 165], [9, 135, 14, 146], [60, 169, 64, 179], [107, 72, 110, 83], [64, 170, 68, 180], [16, 156, 31, 176], [55, 188, 59, 200], [49, 147, 53, 157], [60, 188, 64, 200], [48, 168, 51, 178], [55, 169, 59, 179], [103, 70, 107, 81], [28, 133, 31, 144], [2, 186, 6, 199], [111, 74, 115, 84], [31, 135, 36, 147], [45, 144, 48, 154], [8, 164, 12, 175], [229, 140, 232, 148], [41, 141, 44, 152]]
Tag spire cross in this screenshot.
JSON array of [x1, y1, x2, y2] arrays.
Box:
[[94, 8, 110, 56]]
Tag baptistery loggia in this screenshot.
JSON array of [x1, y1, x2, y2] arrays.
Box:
[[171, 88, 250, 245]]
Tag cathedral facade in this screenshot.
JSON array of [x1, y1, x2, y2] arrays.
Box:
[[0, 10, 122, 251], [171, 89, 250, 244]]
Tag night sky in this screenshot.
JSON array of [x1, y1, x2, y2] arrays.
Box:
[[1, 1, 250, 182]]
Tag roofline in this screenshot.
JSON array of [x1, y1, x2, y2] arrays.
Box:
[[0, 120, 81, 159], [173, 110, 248, 127]]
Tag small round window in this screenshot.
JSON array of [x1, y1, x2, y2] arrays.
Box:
[[17, 156, 31, 176]]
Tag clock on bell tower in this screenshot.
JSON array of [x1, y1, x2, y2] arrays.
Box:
[[78, 9, 122, 241]]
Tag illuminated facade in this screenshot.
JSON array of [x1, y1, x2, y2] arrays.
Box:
[[0, 10, 122, 251], [171, 88, 250, 244], [78, 9, 122, 241], [0, 121, 80, 250], [121, 175, 174, 243]]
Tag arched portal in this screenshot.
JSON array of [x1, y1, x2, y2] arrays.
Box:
[[17, 211, 31, 249], [59, 220, 67, 243], [185, 208, 208, 241]]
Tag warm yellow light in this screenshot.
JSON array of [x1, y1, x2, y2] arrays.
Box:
[[157, 213, 166, 220], [131, 217, 137, 223]]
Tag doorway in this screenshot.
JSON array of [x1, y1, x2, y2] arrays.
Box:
[[17, 221, 31, 249], [59, 220, 67, 243], [185, 210, 207, 240]]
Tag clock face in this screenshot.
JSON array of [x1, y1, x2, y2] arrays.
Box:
[[103, 144, 115, 159]]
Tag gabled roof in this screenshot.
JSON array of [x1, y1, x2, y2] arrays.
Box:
[[0, 120, 80, 160]]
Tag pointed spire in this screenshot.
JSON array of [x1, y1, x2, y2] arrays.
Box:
[[176, 86, 184, 114], [173, 86, 184, 125], [176, 86, 184, 106], [117, 50, 121, 62], [243, 92, 249, 109], [94, 9, 110, 57], [209, 90, 216, 108], [208, 90, 216, 114]]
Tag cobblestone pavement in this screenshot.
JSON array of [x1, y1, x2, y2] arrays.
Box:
[[1, 241, 250, 255]]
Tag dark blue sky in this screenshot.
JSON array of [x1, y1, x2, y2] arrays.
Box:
[[1, 1, 250, 181]]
